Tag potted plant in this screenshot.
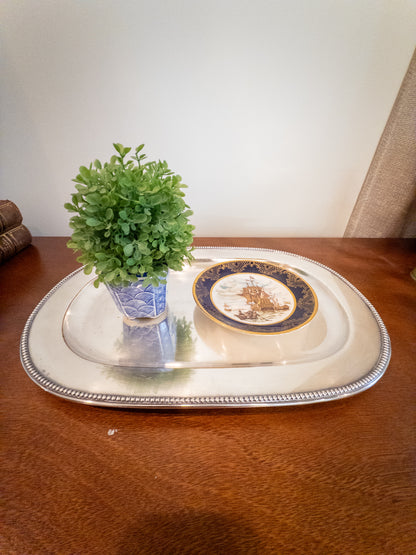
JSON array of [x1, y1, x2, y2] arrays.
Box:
[[64, 143, 194, 319]]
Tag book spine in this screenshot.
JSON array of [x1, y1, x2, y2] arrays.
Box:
[[0, 200, 23, 233], [0, 224, 32, 264]]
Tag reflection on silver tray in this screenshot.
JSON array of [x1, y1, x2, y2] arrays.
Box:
[[20, 247, 391, 408]]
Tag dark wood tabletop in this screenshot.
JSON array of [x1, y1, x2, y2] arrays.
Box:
[[1, 237, 415, 554]]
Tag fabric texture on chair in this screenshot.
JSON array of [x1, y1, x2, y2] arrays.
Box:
[[345, 49, 416, 238]]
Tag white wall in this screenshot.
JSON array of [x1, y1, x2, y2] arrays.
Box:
[[1, 0, 415, 237]]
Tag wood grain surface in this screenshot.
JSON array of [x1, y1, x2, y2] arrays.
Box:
[[1, 238, 415, 554]]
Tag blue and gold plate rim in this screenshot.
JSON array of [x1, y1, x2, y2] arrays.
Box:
[[192, 259, 318, 335]]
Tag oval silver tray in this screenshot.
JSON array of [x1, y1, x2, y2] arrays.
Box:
[[20, 247, 391, 408]]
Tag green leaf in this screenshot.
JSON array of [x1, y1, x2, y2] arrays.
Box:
[[94, 159, 102, 169], [113, 143, 123, 154], [105, 270, 116, 282], [132, 213, 147, 224], [123, 244, 134, 257], [79, 166, 91, 179], [64, 203, 77, 212], [96, 260, 110, 271], [84, 204, 99, 214], [137, 242, 150, 255], [86, 217, 101, 226], [85, 193, 101, 205], [121, 222, 129, 234]]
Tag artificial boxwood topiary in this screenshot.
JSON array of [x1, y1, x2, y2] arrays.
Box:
[[65, 143, 194, 287]]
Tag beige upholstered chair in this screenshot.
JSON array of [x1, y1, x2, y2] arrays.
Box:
[[345, 49, 416, 238]]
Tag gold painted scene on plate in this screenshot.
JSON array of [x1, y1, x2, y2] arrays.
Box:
[[211, 273, 296, 326]]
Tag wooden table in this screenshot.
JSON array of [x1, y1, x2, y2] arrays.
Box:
[[1, 238, 415, 554]]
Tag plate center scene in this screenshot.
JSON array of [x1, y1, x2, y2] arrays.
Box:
[[211, 273, 296, 326]]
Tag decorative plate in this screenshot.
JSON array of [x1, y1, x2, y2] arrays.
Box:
[[193, 260, 317, 335]]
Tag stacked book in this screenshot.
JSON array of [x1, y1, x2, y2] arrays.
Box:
[[0, 200, 32, 264]]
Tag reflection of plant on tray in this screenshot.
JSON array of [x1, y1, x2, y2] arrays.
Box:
[[103, 314, 196, 389], [174, 316, 196, 362], [102, 365, 194, 390]]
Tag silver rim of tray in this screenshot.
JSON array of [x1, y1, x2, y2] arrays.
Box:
[[20, 247, 391, 408]]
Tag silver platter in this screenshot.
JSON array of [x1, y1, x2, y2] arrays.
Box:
[[20, 247, 391, 408]]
